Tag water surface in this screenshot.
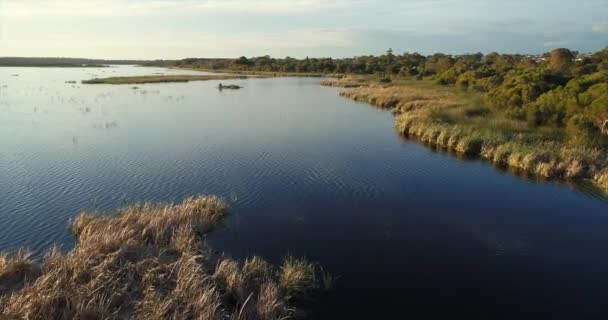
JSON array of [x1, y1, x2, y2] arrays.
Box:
[[1, 66, 607, 319]]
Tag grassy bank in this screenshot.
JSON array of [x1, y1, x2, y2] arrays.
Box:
[[82, 74, 251, 84], [325, 78, 608, 191], [0, 196, 324, 319]]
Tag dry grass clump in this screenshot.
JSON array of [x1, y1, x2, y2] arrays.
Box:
[[0, 250, 40, 295], [0, 196, 323, 319], [340, 82, 608, 191], [279, 256, 316, 297], [320, 76, 365, 88]]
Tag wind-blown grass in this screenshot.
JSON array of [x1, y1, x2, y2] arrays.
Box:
[[0, 196, 323, 319], [337, 81, 608, 191], [82, 74, 250, 84]]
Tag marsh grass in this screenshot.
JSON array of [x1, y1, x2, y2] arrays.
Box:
[[82, 75, 250, 84], [339, 81, 608, 191], [0, 196, 324, 319], [320, 75, 367, 88], [279, 256, 316, 298]]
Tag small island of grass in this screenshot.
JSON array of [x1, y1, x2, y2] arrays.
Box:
[[0, 196, 325, 319], [82, 74, 252, 85]]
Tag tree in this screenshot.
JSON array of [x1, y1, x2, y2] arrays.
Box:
[[549, 48, 574, 73], [424, 54, 455, 75], [233, 56, 253, 69]]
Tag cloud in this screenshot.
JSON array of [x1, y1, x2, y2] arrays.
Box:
[[0, 27, 358, 59], [1, 0, 365, 18], [192, 28, 356, 52], [1, 0, 607, 58], [2, 0, 178, 18], [592, 22, 608, 33], [192, 0, 364, 13]]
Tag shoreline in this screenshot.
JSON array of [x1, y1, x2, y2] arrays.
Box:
[[324, 78, 608, 193]]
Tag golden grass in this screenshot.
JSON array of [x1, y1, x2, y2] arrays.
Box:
[[82, 74, 250, 84], [319, 76, 366, 88], [340, 84, 467, 111], [0, 250, 40, 296], [340, 83, 608, 191], [279, 256, 316, 297], [0, 196, 322, 319]]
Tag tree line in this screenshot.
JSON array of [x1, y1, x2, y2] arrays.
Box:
[[149, 48, 608, 145]]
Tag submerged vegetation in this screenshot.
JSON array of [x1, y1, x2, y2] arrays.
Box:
[[82, 74, 251, 84], [0, 196, 324, 319]]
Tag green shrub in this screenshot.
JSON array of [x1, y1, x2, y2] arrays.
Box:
[[463, 106, 490, 118], [566, 115, 605, 147], [429, 108, 454, 124]]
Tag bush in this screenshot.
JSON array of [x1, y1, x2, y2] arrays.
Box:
[[566, 115, 605, 147], [429, 108, 454, 124], [463, 106, 490, 118]]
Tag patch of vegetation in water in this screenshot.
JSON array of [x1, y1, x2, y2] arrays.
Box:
[[218, 83, 242, 90], [0, 196, 326, 319], [82, 74, 251, 84]]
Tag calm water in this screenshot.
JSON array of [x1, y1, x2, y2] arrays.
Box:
[[1, 66, 608, 319]]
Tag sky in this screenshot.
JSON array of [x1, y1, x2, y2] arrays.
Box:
[[0, 0, 607, 59]]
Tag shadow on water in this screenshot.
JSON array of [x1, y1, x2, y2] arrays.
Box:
[[413, 137, 608, 202]]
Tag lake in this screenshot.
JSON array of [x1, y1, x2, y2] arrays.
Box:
[[1, 65, 607, 319]]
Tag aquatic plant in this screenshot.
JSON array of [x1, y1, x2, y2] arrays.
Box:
[[279, 256, 316, 297]]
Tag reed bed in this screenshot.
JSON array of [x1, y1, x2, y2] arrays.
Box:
[[319, 76, 365, 88], [0, 196, 323, 319]]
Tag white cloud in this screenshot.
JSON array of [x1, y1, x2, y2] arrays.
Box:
[[592, 22, 608, 34], [0, 28, 357, 59]]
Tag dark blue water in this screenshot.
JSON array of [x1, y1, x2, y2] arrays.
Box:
[[1, 66, 607, 319]]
